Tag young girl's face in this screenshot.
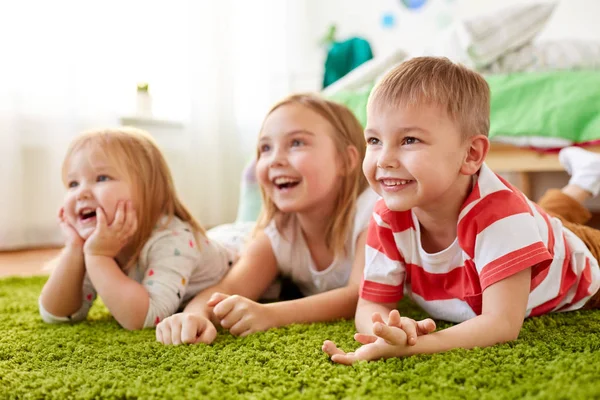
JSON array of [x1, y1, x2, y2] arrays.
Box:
[[256, 103, 343, 214], [62, 147, 134, 240]]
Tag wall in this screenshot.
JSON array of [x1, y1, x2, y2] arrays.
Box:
[[305, 0, 600, 61], [300, 0, 600, 211]]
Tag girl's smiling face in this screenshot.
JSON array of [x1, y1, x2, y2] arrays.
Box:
[[256, 103, 344, 214], [62, 147, 134, 240]]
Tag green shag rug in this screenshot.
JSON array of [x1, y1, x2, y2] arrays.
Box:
[[1, 277, 600, 399]]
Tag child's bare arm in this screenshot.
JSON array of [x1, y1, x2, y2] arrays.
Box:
[[156, 231, 279, 344], [355, 297, 397, 334], [401, 267, 531, 356], [39, 245, 86, 317], [264, 231, 370, 326], [325, 267, 532, 364], [183, 231, 279, 318], [85, 254, 149, 330]]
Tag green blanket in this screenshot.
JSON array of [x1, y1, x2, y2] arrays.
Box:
[[328, 71, 600, 143]]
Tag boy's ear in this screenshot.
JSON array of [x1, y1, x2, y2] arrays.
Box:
[[461, 135, 489, 175], [344, 145, 360, 175]]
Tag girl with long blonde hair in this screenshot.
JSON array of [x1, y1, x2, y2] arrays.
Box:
[[39, 127, 237, 330], [156, 93, 379, 345]]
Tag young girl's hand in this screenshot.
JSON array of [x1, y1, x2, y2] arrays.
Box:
[[58, 207, 84, 249], [84, 201, 137, 258], [208, 293, 274, 336], [322, 310, 411, 364], [155, 312, 217, 345]]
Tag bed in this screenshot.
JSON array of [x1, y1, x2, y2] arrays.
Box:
[[487, 143, 600, 199]]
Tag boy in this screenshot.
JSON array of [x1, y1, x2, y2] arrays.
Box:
[[323, 57, 600, 364]]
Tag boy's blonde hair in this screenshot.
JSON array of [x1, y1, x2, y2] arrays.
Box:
[[254, 93, 369, 258], [62, 127, 205, 271], [369, 56, 490, 138]]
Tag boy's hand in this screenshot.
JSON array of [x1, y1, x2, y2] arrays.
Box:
[[156, 312, 217, 345], [323, 310, 430, 364], [58, 207, 84, 249], [208, 293, 275, 337], [84, 201, 137, 258], [395, 314, 436, 345]]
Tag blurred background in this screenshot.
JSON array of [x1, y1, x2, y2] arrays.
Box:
[[1, 0, 599, 251]]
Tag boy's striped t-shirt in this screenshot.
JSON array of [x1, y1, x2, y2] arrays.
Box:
[[360, 163, 600, 323]]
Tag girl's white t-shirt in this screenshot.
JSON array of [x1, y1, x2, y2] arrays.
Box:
[[263, 189, 379, 296]]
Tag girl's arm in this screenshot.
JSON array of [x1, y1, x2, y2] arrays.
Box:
[[265, 230, 369, 326], [82, 202, 146, 330], [39, 245, 86, 317], [182, 231, 279, 318], [155, 231, 279, 344], [84, 254, 149, 330]]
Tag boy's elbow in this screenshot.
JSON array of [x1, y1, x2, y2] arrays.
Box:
[[494, 315, 523, 343]]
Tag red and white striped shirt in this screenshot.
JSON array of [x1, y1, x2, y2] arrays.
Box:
[[360, 163, 600, 323]]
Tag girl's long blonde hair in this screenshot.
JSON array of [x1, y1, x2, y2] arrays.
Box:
[[62, 127, 205, 271], [254, 93, 368, 258]]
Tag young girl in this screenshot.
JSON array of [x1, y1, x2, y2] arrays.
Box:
[[39, 127, 238, 330], [156, 93, 379, 345]]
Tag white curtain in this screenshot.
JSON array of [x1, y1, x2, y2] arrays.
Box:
[[0, 0, 317, 250]]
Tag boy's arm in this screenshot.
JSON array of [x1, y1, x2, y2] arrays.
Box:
[[39, 246, 86, 317], [85, 254, 149, 330], [325, 267, 531, 364], [401, 267, 531, 356], [355, 297, 397, 334]]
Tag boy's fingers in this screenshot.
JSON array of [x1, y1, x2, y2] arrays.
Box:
[[322, 340, 346, 357], [374, 322, 406, 345], [330, 354, 356, 365], [371, 312, 385, 325], [354, 333, 377, 345], [417, 318, 437, 335], [388, 309, 401, 327], [399, 318, 418, 345]]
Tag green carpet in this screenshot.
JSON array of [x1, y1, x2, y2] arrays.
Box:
[[1, 277, 599, 399]]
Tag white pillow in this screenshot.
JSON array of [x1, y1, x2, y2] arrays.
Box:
[[481, 39, 600, 74], [424, 1, 557, 69]]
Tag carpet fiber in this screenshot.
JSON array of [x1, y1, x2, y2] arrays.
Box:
[[1, 276, 599, 399]]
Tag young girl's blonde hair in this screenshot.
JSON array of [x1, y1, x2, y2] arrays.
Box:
[[254, 93, 368, 258], [62, 127, 205, 271]]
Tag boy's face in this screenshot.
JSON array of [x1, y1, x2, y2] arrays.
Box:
[[363, 103, 470, 212]]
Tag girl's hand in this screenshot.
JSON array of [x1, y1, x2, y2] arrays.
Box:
[[208, 293, 274, 337], [322, 310, 411, 365], [84, 201, 137, 258], [58, 207, 84, 249], [156, 312, 217, 345]]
